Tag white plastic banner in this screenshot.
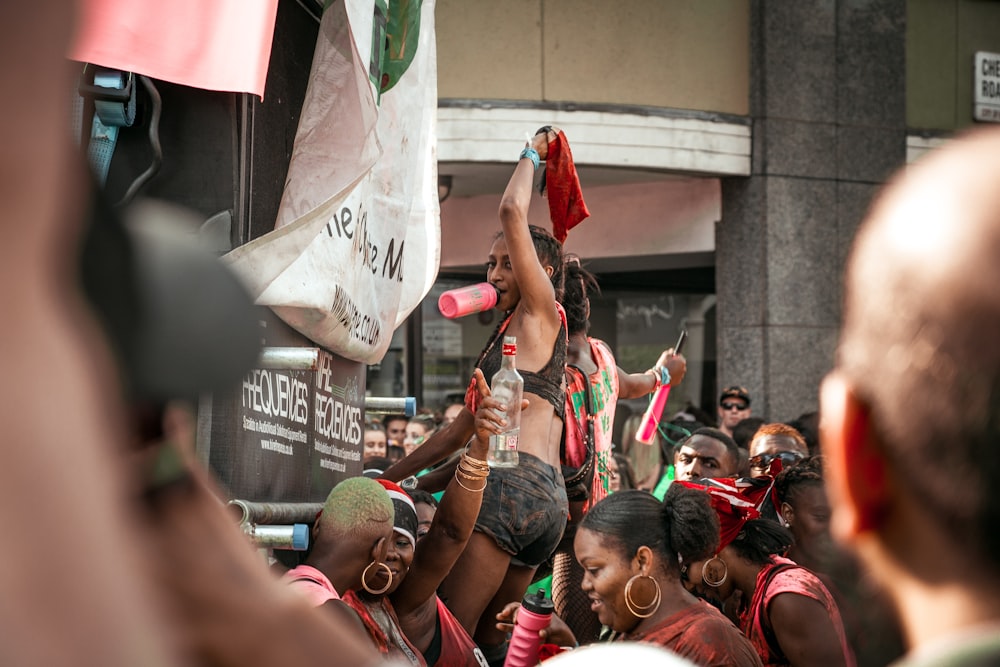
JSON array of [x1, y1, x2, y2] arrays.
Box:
[[225, 0, 439, 364]]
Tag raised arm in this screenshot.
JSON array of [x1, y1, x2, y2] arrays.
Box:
[[379, 405, 475, 482], [391, 370, 521, 613], [618, 351, 687, 399], [497, 128, 559, 319], [410, 455, 459, 494]]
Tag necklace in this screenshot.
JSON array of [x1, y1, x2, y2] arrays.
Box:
[[362, 597, 422, 665]]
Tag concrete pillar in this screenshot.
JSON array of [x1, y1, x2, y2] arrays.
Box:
[[716, 0, 906, 421]]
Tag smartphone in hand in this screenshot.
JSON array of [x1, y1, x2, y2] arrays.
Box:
[[674, 329, 688, 356]]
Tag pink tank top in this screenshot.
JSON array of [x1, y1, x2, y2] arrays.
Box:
[[283, 564, 339, 607]]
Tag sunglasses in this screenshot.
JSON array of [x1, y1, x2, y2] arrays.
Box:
[[749, 450, 804, 471], [721, 402, 748, 411]]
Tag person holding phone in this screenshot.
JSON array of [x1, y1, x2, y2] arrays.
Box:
[[554, 256, 688, 644], [561, 256, 688, 513]]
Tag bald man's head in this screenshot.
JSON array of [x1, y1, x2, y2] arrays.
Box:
[[837, 127, 1000, 565]]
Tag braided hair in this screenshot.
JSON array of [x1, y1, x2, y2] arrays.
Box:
[[562, 254, 600, 336], [773, 455, 825, 507]]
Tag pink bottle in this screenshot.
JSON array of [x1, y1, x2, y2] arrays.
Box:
[[504, 589, 554, 667], [438, 282, 499, 319], [636, 385, 671, 445]]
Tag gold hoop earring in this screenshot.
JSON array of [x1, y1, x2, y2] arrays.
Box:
[[362, 561, 393, 595], [701, 556, 728, 588], [624, 574, 661, 618]]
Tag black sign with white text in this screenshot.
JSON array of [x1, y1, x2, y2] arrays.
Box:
[[210, 346, 365, 503]]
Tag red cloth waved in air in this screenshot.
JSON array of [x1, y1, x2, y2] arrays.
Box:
[[545, 131, 590, 243]]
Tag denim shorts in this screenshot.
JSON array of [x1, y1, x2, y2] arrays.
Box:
[[475, 451, 568, 567]]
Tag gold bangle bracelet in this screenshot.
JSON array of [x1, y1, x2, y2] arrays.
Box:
[[458, 457, 490, 474], [458, 461, 490, 476], [461, 453, 489, 469], [454, 472, 487, 493], [455, 468, 488, 483]]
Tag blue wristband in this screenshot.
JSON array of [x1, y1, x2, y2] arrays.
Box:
[[648, 365, 671, 390], [519, 147, 540, 170]]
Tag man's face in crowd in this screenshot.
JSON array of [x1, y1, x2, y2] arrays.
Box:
[[415, 502, 436, 542], [748, 434, 807, 478], [674, 435, 736, 480], [718, 398, 751, 431]]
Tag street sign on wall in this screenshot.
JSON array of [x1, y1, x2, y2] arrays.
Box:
[[975, 51, 1000, 123]]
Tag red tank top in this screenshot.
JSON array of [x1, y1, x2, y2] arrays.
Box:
[[741, 557, 855, 666], [432, 596, 488, 666]]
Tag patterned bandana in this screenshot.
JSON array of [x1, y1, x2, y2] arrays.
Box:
[[375, 479, 417, 548], [675, 477, 773, 550]]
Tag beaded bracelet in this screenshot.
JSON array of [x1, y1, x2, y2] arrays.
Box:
[[519, 146, 540, 170], [645, 364, 671, 391]]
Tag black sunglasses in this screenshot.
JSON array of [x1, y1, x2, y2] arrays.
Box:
[[721, 402, 747, 411], [749, 451, 804, 471]]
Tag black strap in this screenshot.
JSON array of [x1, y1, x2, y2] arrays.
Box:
[[562, 364, 596, 491], [571, 364, 596, 458], [423, 611, 443, 666]]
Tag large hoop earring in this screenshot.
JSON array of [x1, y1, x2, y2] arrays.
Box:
[[362, 561, 393, 595], [624, 574, 661, 618], [702, 556, 728, 588]]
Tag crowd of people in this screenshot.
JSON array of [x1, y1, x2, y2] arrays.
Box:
[[354, 391, 900, 666], [270, 126, 1000, 667], [10, 20, 1000, 661], [280, 127, 877, 666]]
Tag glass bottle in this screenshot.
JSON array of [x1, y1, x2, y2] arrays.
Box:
[[488, 336, 523, 468]]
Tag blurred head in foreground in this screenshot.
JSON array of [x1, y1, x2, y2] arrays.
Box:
[[821, 127, 1000, 656]]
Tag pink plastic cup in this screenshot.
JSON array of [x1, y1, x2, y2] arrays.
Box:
[[438, 282, 499, 319]]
